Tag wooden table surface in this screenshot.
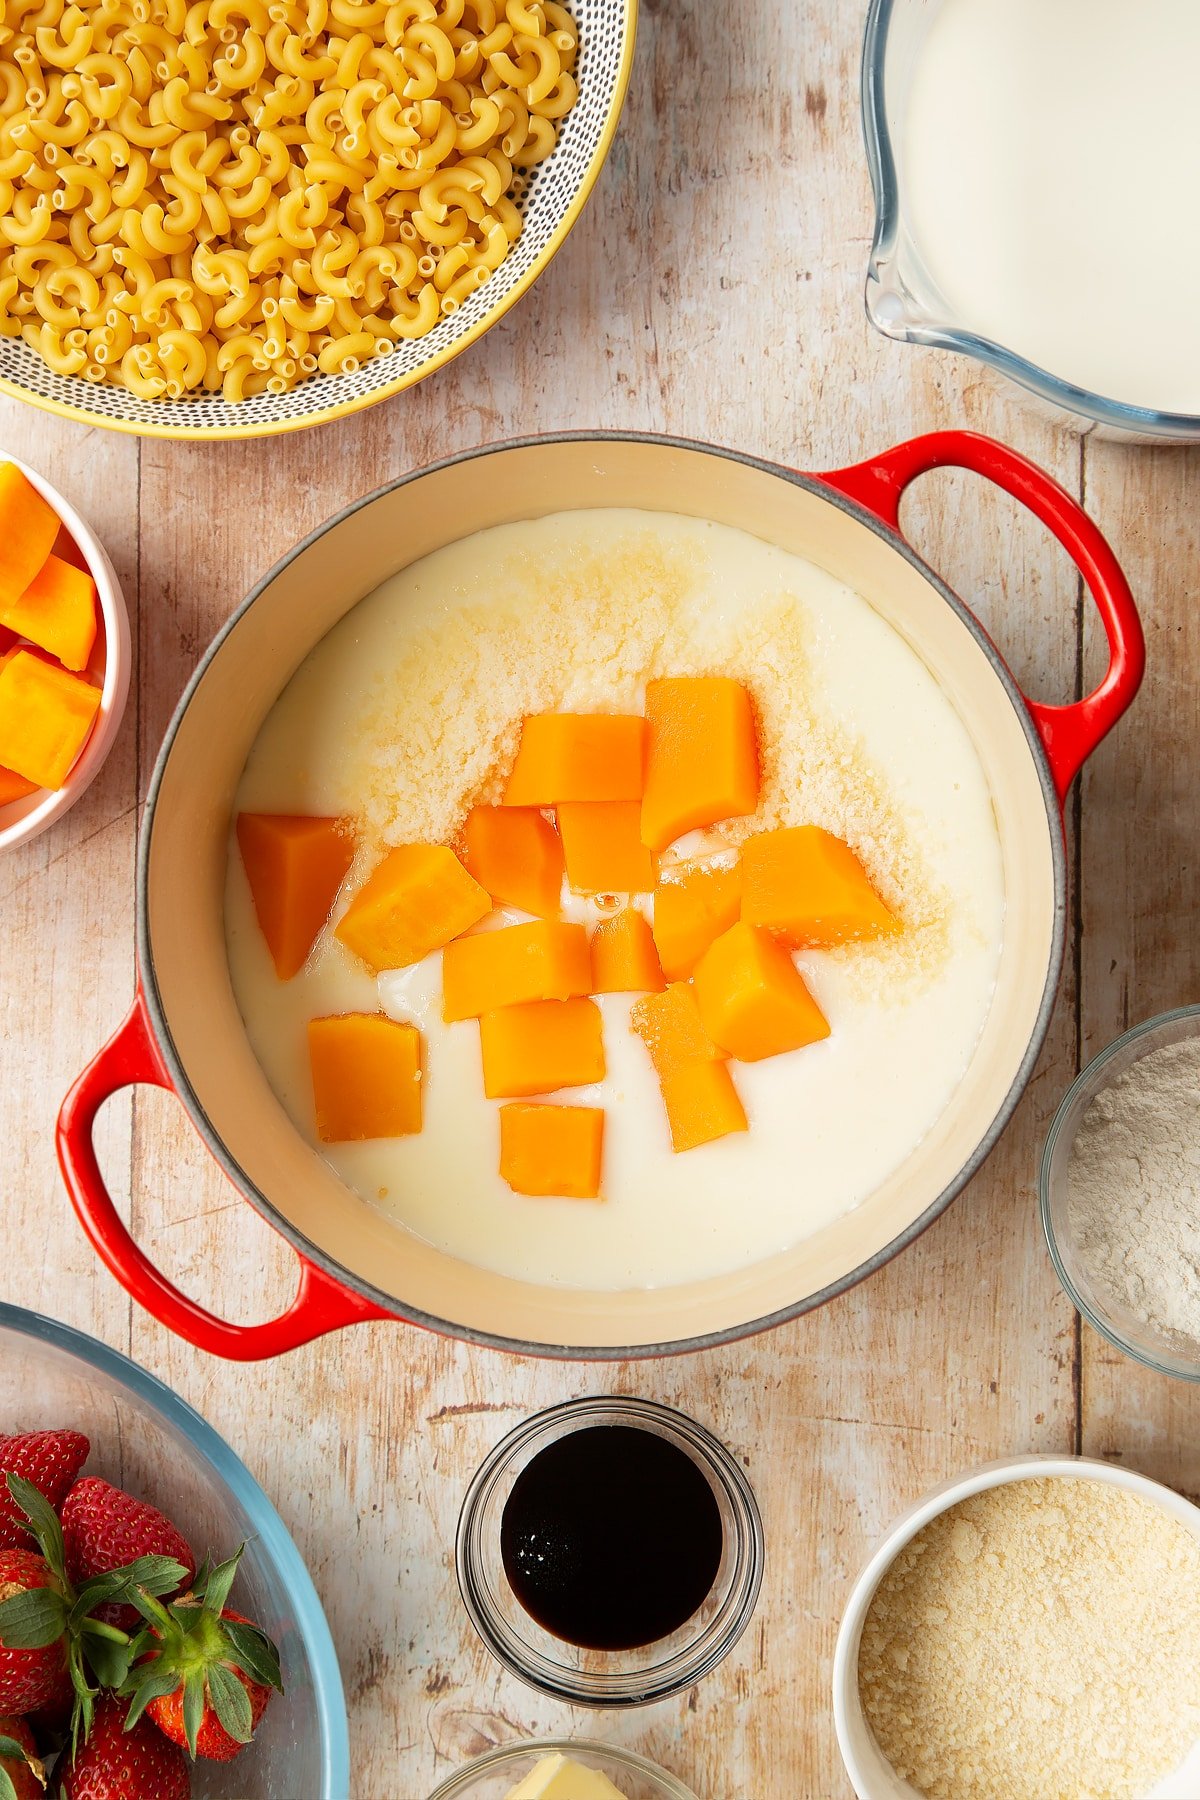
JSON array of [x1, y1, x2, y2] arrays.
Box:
[[2, 2, 1197, 1795]]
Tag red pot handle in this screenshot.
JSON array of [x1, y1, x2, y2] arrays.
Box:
[[56, 994, 396, 1360], [816, 431, 1145, 808]]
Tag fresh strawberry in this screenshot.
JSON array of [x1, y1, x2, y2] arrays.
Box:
[[61, 1483, 195, 1593], [143, 1608, 272, 1764], [0, 1435, 89, 1552], [61, 1483, 195, 1635], [0, 1714, 45, 1800], [57, 1694, 189, 1800], [122, 1550, 281, 1762], [0, 1549, 68, 1713], [0, 1477, 190, 1755]]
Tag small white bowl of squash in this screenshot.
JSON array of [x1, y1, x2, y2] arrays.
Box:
[[0, 454, 130, 851]]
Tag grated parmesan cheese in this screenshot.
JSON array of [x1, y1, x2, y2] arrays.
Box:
[[349, 524, 950, 990], [858, 1477, 1200, 1800]]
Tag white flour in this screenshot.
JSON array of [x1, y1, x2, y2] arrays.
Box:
[[1067, 1037, 1200, 1347]]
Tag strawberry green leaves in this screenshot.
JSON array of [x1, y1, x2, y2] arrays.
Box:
[[0, 1734, 44, 1800], [221, 1617, 281, 1692], [119, 1547, 283, 1760], [0, 1475, 282, 1769], [0, 1475, 189, 1753], [0, 1586, 66, 1652], [203, 1661, 252, 1742]]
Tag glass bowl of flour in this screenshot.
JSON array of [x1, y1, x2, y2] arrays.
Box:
[[1042, 1006, 1200, 1380]]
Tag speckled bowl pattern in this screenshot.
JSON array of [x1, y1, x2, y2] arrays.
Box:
[[426, 1738, 701, 1800], [0, 2, 637, 442], [0, 455, 130, 852], [1041, 1005, 1200, 1382]]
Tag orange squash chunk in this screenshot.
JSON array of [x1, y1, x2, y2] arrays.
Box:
[[308, 1013, 422, 1140], [640, 678, 758, 852], [630, 981, 724, 1077], [1, 554, 97, 672], [503, 713, 646, 805], [442, 919, 591, 1022], [632, 982, 745, 1153], [659, 1061, 747, 1153], [479, 996, 605, 1098], [335, 843, 490, 971], [694, 921, 830, 1062], [0, 464, 59, 608], [741, 825, 899, 946], [499, 1103, 604, 1200], [0, 765, 38, 806], [558, 800, 655, 894], [462, 804, 564, 918], [237, 813, 355, 980], [0, 648, 100, 788], [590, 907, 665, 994], [653, 858, 741, 980]]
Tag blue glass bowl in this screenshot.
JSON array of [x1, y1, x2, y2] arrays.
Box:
[[861, 0, 1200, 440], [0, 1302, 349, 1798]]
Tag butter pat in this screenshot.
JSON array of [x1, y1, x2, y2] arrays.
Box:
[[505, 1752, 629, 1800]]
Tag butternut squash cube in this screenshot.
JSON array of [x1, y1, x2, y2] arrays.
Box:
[[463, 804, 564, 918], [479, 996, 605, 1098], [442, 919, 591, 1022], [0, 464, 59, 608], [630, 981, 724, 1077], [590, 907, 665, 994], [652, 858, 741, 980], [741, 825, 899, 946], [499, 1103, 604, 1200], [237, 813, 356, 980], [0, 648, 100, 788], [308, 1013, 422, 1141], [640, 677, 758, 852], [558, 800, 656, 895], [1, 554, 97, 672], [0, 765, 38, 806], [503, 713, 646, 805], [694, 921, 830, 1062], [659, 1061, 747, 1153], [335, 843, 490, 971]]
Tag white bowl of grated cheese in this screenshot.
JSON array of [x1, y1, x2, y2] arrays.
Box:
[[1041, 1005, 1200, 1381], [833, 1455, 1200, 1800]]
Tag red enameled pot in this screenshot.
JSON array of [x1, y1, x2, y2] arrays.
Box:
[[57, 431, 1143, 1360]]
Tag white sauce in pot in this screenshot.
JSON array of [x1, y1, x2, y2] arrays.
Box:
[[224, 510, 1004, 1291], [902, 0, 1200, 414]]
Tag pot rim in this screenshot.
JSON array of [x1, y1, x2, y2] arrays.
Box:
[[136, 429, 1066, 1359]]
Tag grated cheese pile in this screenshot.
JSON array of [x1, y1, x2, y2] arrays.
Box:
[[350, 527, 949, 986], [858, 1477, 1200, 1800]]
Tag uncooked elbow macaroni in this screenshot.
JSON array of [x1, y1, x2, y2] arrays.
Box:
[[0, 0, 578, 402]]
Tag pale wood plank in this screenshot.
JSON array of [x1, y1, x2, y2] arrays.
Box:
[[0, 412, 139, 1356], [2, 0, 1179, 1794], [1078, 441, 1200, 1501]]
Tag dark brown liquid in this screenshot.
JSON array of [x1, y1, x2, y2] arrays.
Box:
[[500, 1424, 724, 1651]]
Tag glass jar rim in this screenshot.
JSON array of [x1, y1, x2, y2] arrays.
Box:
[[1039, 1004, 1200, 1382], [455, 1395, 765, 1707], [425, 1735, 701, 1800]]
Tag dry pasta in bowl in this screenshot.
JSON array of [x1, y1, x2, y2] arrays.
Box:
[[0, 0, 634, 434]]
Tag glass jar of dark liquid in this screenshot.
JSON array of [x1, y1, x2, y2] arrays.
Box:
[[455, 1396, 764, 1706]]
